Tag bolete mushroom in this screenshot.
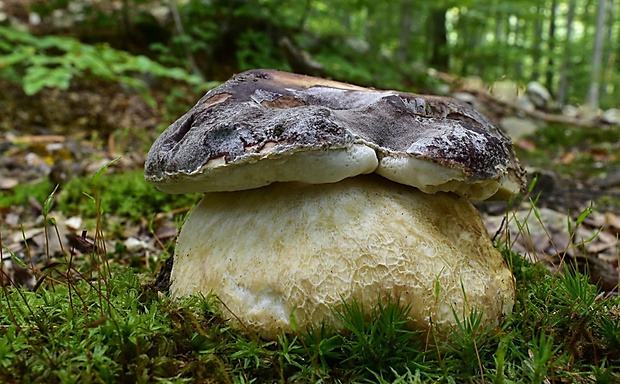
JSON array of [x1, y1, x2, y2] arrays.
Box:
[[145, 69, 526, 340]]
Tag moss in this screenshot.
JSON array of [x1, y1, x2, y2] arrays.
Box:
[[56, 170, 200, 222], [0, 178, 55, 209]]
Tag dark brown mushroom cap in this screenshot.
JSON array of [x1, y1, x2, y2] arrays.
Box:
[[145, 69, 525, 200]]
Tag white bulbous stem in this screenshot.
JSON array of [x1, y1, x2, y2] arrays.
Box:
[[171, 174, 515, 340]]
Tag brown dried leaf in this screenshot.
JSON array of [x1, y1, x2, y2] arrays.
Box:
[[605, 212, 620, 233]]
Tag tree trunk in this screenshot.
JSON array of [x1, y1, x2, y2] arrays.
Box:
[[586, 0, 608, 109], [397, 0, 413, 62], [611, 0, 620, 106], [297, 0, 312, 30], [557, 0, 577, 105], [429, 7, 449, 71], [545, 0, 557, 94], [530, 3, 544, 81], [494, 5, 503, 43], [513, 17, 523, 79], [602, 0, 616, 107]]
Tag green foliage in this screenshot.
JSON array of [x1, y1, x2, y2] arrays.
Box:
[[1, 252, 620, 382], [151, 0, 292, 77], [149, 0, 219, 68], [56, 171, 199, 224], [0, 178, 55, 210], [0, 172, 199, 227], [2, 144, 619, 383], [535, 124, 620, 150], [446, 308, 495, 378], [0, 266, 225, 382], [236, 29, 290, 72], [331, 297, 425, 380], [517, 124, 620, 181], [3, 0, 619, 107], [525, 331, 560, 383], [0, 26, 201, 105]]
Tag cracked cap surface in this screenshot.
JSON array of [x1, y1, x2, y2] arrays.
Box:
[[145, 69, 525, 200]]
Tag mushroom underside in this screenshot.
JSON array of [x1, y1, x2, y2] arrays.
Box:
[[150, 145, 506, 201], [170, 174, 515, 340]]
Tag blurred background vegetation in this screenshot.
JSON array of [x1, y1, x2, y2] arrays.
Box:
[[0, 0, 618, 110]]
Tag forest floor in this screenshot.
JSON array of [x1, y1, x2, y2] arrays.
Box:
[[1, 81, 619, 293]]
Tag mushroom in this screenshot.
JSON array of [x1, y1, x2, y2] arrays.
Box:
[[145, 69, 526, 340]]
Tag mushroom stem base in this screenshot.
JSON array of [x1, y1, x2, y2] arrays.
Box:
[[170, 174, 515, 340]]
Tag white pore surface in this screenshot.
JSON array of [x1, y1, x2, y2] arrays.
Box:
[[152, 144, 378, 194], [170, 175, 515, 340], [377, 156, 502, 201]]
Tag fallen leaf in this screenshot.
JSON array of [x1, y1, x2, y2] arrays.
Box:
[[560, 151, 576, 164], [0, 178, 18, 190], [605, 212, 620, 233], [516, 138, 537, 151]]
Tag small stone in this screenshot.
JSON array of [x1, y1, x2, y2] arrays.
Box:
[[516, 96, 536, 112], [65, 216, 83, 231], [452, 92, 478, 105], [576, 105, 600, 123], [0, 177, 18, 190], [460, 76, 486, 93], [491, 80, 519, 102], [124, 237, 149, 253], [602, 108, 620, 125], [526, 82, 552, 109], [499, 117, 539, 141], [562, 104, 579, 117]]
